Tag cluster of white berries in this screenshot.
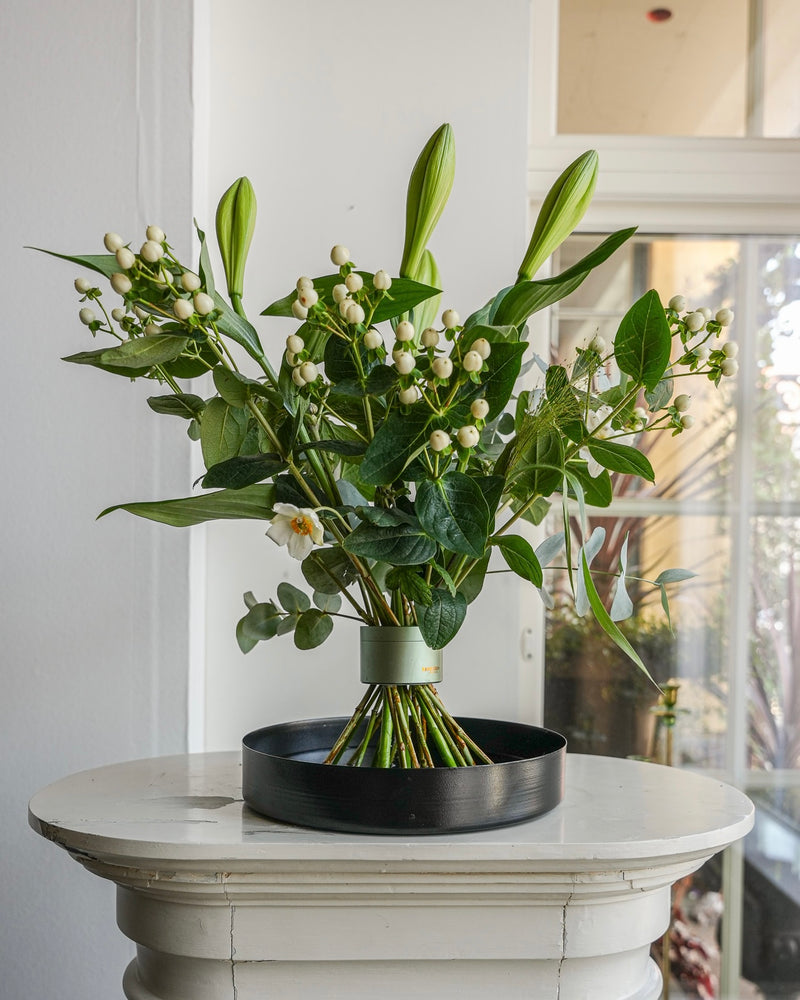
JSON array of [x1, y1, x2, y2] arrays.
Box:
[[428, 397, 490, 454], [667, 294, 738, 380]]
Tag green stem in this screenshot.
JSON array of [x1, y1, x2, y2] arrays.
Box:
[[323, 684, 379, 764], [375, 696, 394, 767], [417, 691, 461, 767]]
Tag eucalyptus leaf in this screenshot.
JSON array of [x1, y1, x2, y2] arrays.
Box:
[[294, 609, 334, 649], [277, 582, 311, 614], [147, 393, 206, 419], [313, 591, 342, 614]]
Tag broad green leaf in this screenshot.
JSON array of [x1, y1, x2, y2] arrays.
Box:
[[365, 365, 398, 396], [213, 366, 265, 407], [261, 273, 440, 324], [354, 505, 415, 527], [360, 406, 432, 485], [472, 341, 527, 420], [213, 293, 269, 369], [493, 534, 543, 586], [31, 247, 118, 279], [147, 393, 206, 419], [201, 453, 286, 490], [237, 601, 282, 644], [384, 566, 433, 606], [416, 472, 490, 558], [296, 439, 367, 457], [456, 553, 490, 604], [294, 608, 334, 649], [416, 588, 467, 649], [193, 220, 216, 297], [313, 591, 342, 613], [200, 398, 248, 469], [585, 439, 655, 481], [63, 335, 189, 375], [98, 484, 275, 526], [277, 581, 311, 614], [615, 289, 672, 391], [343, 521, 437, 565], [301, 547, 359, 594]]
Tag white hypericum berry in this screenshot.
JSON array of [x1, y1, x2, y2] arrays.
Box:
[[291, 366, 306, 387], [286, 334, 305, 355], [74, 277, 92, 294], [299, 361, 318, 383], [395, 320, 414, 342], [462, 350, 483, 373], [673, 393, 691, 412], [173, 298, 194, 320], [332, 283, 349, 303], [456, 425, 480, 449], [345, 302, 365, 326], [588, 334, 606, 354], [115, 246, 136, 270], [181, 271, 202, 292], [373, 269, 392, 291], [363, 329, 383, 350], [668, 295, 687, 312], [716, 308, 734, 326], [421, 327, 439, 348], [721, 358, 739, 377], [722, 341, 739, 358], [685, 311, 705, 333], [103, 232, 125, 252], [680, 414, 695, 430], [110, 272, 132, 295], [134, 306, 149, 321], [194, 292, 215, 315], [298, 288, 318, 309], [694, 346, 711, 363], [431, 356, 453, 379], [442, 309, 460, 329], [140, 240, 164, 263], [330, 245, 350, 267], [144, 323, 161, 336], [291, 299, 308, 320], [345, 272, 363, 293], [471, 337, 491, 359], [429, 429, 451, 452], [699, 307, 713, 321], [398, 387, 418, 405], [470, 398, 490, 420], [111, 307, 126, 322], [633, 406, 648, 422], [338, 297, 354, 318], [285, 350, 297, 366], [146, 224, 165, 243], [296, 276, 314, 292], [394, 352, 416, 375], [79, 307, 96, 325]]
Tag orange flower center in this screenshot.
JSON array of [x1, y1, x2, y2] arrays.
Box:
[[290, 515, 313, 536]]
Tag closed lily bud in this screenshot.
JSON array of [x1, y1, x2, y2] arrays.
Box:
[[173, 298, 194, 321], [103, 232, 125, 252], [668, 294, 687, 312], [146, 225, 165, 243], [115, 246, 136, 270], [421, 327, 439, 348], [286, 334, 305, 355], [215, 176, 257, 304], [110, 272, 132, 295], [363, 329, 383, 350], [79, 307, 96, 325], [429, 429, 451, 452], [431, 356, 453, 379], [517, 150, 598, 281], [373, 269, 392, 291], [471, 337, 491, 359], [470, 398, 490, 420], [716, 308, 734, 326], [345, 272, 364, 293], [395, 320, 414, 342], [194, 292, 215, 316], [394, 352, 416, 375], [330, 245, 350, 267], [299, 361, 318, 383], [140, 240, 164, 263], [291, 299, 309, 320], [74, 277, 92, 294], [441, 308, 459, 329], [400, 123, 455, 279], [181, 271, 202, 292], [462, 350, 483, 373], [457, 425, 480, 448]]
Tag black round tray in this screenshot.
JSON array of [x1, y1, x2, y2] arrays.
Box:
[[242, 716, 566, 835]]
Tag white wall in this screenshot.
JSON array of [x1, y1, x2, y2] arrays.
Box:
[[201, 0, 535, 749], [2, 3, 194, 997]]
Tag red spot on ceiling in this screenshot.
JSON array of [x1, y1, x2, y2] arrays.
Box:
[[647, 8, 673, 22]]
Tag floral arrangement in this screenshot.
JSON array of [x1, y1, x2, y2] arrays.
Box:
[[40, 124, 736, 769]]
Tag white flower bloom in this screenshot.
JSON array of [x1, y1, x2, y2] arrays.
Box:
[[457, 425, 480, 448], [471, 337, 491, 359], [716, 308, 734, 327], [363, 329, 383, 350], [115, 246, 135, 270], [267, 503, 324, 560], [431, 356, 453, 379], [395, 320, 414, 342], [140, 240, 164, 263], [462, 350, 483, 373], [345, 272, 363, 293], [181, 271, 202, 292], [373, 269, 392, 291], [429, 429, 451, 452], [103, 232, 125, 252], [421, 327, 439, 348], [470, 398, 490, 420], [394, 352, 415, 375], [110, 272, 132, 295], [146, 225, 165, 243], [291, 299, 308, 320], [286, 333, 305, 355], [74, 277, 92, 294], [193, 292, 215, 316], [579, 404, 614, 477], [668, 294, 686, 312], [173, 298, 194, 321], [330, 245, 350, 267], [442, 308, 460, 329], [79, 307, 95, 326]]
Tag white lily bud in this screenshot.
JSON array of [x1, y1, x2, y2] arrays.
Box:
[[299, 361, 318, 383], [673, 393, 691, 412], [457, 425, 480, 449], [721, 358, 739, 377], [363, 329, 383, 350], [115, 246, 136, 270], [398, 387, 418, 405], [332, 283, 349, 303], [286, 334, 305, 355], [462, 350, 483, 373], [181, 271, 202, 292], [395, 320, 415, 342], [345, 272, 363, 293], [79, 307, 96, 325], [716, 308, 734, 326], [297, 288, 318, 309], [291, 299, 309, 320], [194, 292, 215, 316], [470, 398, 490, 420], [345, 302, 365, 326], [296, 276, 314, 292], [103, 232, 125, 252], [111, 307, 126, 322], [144, 323, 160, 336], [145, 225, 165, 243], [471, 337, 491, 359], [685, 311, 705, 333], [668, 295, 686, 312], [140, 240, 164, 263], [421, 327, 439, 348], [330, 245, 350, 267], [394, 352, 416, 375], [110, 272, 132, 295], [173, 298, 194, 321], [680, 414, 695, 430], [442, 308, 460, 329], [429, 429, 451, 452], [722, 341, 738, 358], [291, 365, 306, 387], [373, 269, 392, 291], [431, 356, 453, 379], [74, 277, 92, 294]]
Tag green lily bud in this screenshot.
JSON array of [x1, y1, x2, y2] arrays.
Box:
[[215, 176, 257, 307], [406, 248, 441, 336], [517, 150, 598, 282], [400, 124, 455, 280]]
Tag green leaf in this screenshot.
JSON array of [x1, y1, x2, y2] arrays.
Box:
[[63, 335, 189, 375], [416, 472, 490, 558], [213, 366, 264, 407], [416, 588, 467, 649], [615, 289, 672, 392], [294, 609, 334, 649], [343, 521, 437, 565], [295, 439, 367, 457], [493, 534, 543, 586], [313, 591, 342, 614], [193, 220, 216, 297], [365, 365, 398, 396], [237, 601, 282, 645], [478, 342, 527, 420], [213, 293, 269, 367], [585, 439, 655, 482], [98, 484, 275, 526], [654, 568, 696, 585], [385, 566, 433, 606], [301, 547, 359, 594], [201, 453, 286, 489], [355, 505, 415, 527], [277, 582, 311, 614], [360, 406, 432, 485], [261, 273, 439, 324], [147, 393, 206, 419], [200, 398, 248, 469], [31, 247, 118, 279]]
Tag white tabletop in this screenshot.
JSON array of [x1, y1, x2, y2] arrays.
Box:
[[29, 752, 754, 867]]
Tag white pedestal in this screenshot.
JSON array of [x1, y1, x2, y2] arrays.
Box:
[[29, 753, 752, 1000]]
